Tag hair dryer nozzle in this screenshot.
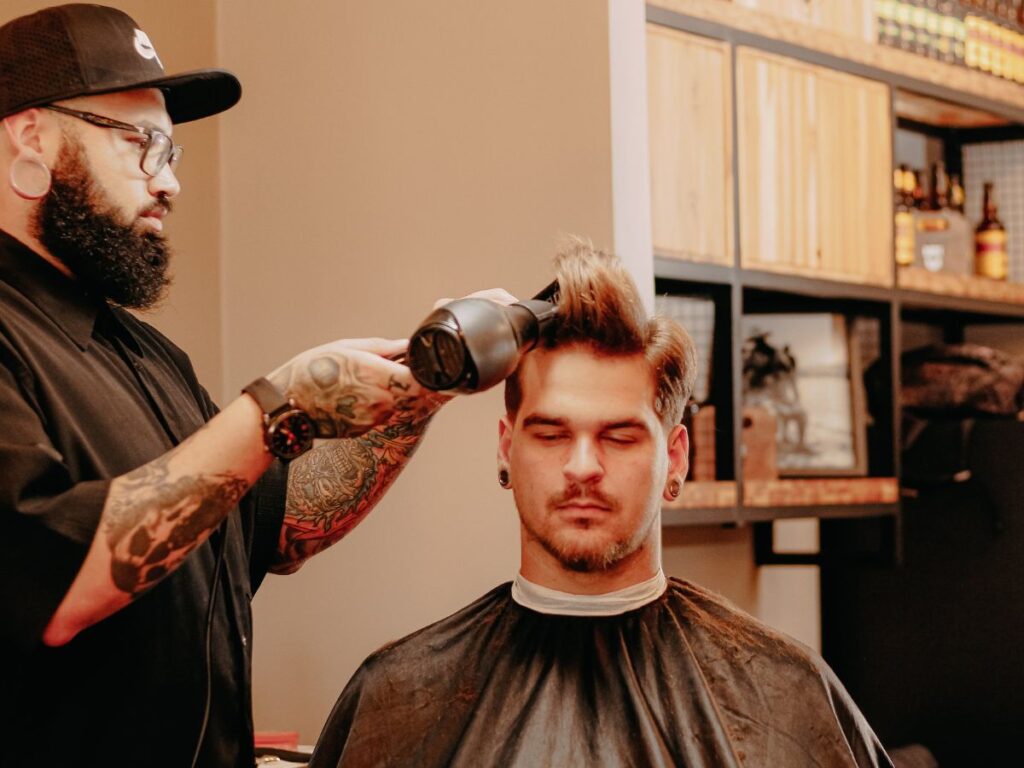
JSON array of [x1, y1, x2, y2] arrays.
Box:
[[407, 292, 558, 393]]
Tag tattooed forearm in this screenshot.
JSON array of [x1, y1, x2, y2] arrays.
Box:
[[104, 452, 249, 596], [269, 353, 394, 439], [275, 392, 436, 572]]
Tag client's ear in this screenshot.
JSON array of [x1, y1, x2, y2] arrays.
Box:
[[662, 424, 689, 502], [497, 415, 514, 483]]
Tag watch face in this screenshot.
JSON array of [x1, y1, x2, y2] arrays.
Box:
[[266, 410, 316, 460]]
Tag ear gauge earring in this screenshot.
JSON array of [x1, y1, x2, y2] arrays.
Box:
[[666, 478, 682, 500], [498, 468, 511, 488], [9, 154, 51, 200]]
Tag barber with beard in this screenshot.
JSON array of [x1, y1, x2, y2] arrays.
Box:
[[0, 6, 505, 767]]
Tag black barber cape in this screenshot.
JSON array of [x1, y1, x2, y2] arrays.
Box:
[[311, 578, 891, 768]]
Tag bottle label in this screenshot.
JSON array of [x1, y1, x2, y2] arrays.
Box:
[[895, 211, 915, 266], [922, 243, 945, 272], [917, 215, 950, 232], [975, 230, 1008, 279]]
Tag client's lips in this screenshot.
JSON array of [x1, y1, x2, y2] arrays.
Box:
[[557, 499, 612, 512]]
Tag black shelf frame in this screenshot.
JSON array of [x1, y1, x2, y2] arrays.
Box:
[[662, 500, 901, 531]]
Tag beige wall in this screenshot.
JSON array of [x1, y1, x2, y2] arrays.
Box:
[[217, 0, 619, 741]]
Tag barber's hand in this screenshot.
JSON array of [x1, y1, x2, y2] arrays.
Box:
[[267, 338, 425, 439]]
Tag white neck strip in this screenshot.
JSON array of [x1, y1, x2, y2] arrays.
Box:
[[511, 570, 668, 617]]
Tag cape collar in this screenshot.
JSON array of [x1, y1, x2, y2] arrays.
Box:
[[512, 569, 668, 617]]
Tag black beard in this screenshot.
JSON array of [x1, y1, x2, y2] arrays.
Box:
[[32, 137, 172, 309]]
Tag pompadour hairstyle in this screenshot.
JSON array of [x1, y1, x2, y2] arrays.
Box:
[[504, 236, 697, 427]]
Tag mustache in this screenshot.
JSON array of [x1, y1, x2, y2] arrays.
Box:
[[139, 195, 173, 218], [550, 484, 616, 511]]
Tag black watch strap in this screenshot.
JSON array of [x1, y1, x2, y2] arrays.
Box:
[[242, 377, 316, 461], [242, 376, 291, 420]]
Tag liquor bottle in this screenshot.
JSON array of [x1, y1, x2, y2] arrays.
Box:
[[1011, 5, 1024, 80], [877, 0, 895, 46], [922, 0, 938, 57], [978, 2, 995, 73], [919, 164, 975, 274], [915, 163, 951, 271], [937, 0, 957, 62], [912, 168, 928, 209], [950, 173, 966, 212], [914, 0, 932, 54], [898, 0, 918, 52], [930, 161, 950, 209], [966, 4, 982, 68], [975, 181, 1009, 279], [953, 1, 968, 63], [895, 164, 916, 267], [945, 175, 974, 275], [987, 5, 1004, 76]]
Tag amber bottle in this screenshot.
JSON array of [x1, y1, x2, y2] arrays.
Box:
[[975, 181, 1009, 279]]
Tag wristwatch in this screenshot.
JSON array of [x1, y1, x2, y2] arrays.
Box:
[[242, 377, 316, 461]]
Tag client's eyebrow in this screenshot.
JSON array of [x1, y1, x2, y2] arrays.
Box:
[[522, 415, 566, 429], [602, 420, 649, 432], [521, 415, 650, 433]]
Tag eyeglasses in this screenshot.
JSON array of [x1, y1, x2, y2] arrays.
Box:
[[44, 104, 183, 177]]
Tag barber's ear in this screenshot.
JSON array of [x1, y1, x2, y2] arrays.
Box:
[[3, 109, 47, 156]]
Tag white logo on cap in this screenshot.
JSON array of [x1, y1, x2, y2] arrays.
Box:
[[133, 29, 163, 69]]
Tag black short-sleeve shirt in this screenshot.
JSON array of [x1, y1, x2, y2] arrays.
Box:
[[0, 230, 288, 767]]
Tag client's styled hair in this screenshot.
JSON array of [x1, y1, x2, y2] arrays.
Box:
[[504, 236, 697, 427]]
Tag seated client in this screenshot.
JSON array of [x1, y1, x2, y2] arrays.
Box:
[[309, 238, 892, 768]]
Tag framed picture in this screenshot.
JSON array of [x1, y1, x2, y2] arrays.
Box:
[[741, 313, 867, 477]]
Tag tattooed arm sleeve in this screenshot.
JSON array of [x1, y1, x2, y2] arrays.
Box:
[[41, 395, 273, 646], [272, 380, 443, 573]]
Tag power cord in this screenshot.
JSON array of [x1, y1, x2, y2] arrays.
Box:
[[189, 523, 227, 768]]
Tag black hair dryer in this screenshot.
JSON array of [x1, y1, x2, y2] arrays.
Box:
[[407, 283, 559, 393]]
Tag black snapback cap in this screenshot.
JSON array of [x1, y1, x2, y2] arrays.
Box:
[[0, 3, 241, 123]]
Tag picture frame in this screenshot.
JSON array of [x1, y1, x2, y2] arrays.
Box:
[[741, 313, 868, 477]]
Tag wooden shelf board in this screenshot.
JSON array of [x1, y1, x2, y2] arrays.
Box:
[[648, 0, 1024, 123], [898, 267, 1024, 319], [739, 267, 894, 303], [740, 261, 892, 290], [894, 89, 1010, 129], [661, 479, 901, 526], [665, 480, 738, 510], [655, 254, 734, 286], [657, 259, 1024, 318], [655, 255, 896, 301], [743, 477, 900, 508]]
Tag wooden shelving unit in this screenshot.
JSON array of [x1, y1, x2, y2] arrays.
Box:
[[744, 478, 899, 508], [647, 1, 1024, 531], [665, 481, 738, 509], [898, 266, 1024, 309], [649, 0, 1024, 120]]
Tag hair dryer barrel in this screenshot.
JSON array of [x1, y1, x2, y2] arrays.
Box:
[[407, 298, 557, 393]]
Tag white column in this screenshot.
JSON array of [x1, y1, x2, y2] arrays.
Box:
[[608, 0, 654, 312]]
